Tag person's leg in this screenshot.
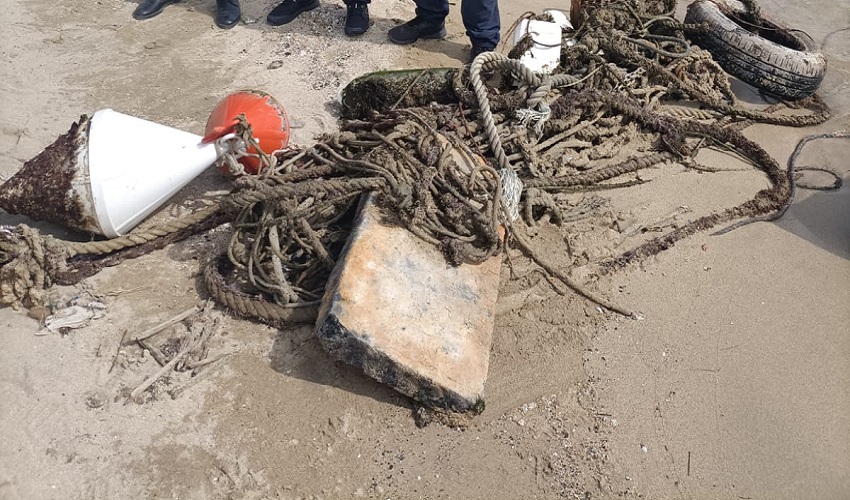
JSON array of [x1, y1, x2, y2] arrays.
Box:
[[413, 0, 449, 25], [343, 0, 370, 36], [388, 0, 448, 44], [461, 0, 499, 52]]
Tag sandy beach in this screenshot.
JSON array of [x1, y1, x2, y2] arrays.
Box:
[[1, 0, 848, 498]]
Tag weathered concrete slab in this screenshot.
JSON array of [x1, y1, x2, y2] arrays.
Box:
[[315, 193, 502, 411]]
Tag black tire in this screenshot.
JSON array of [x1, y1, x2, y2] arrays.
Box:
[[685, 0, 826, 99]]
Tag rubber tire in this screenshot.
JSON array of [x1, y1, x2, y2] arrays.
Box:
[[684, 0, 826, 100]]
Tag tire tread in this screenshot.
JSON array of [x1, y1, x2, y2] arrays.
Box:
[[685, 0, 826, 99]]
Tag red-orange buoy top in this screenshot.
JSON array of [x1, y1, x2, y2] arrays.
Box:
[[204, 90, 290, 175]]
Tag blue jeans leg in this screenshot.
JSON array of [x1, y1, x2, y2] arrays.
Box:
[[413, 0, 449, 25], [461, 0, 500, 49]]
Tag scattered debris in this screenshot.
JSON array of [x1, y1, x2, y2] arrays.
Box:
[[37, 305, 96, 335], [35, 293, 106, 336], [0, 0, 841, 420], [125, 303, 202, 344], [128, 301, 223, 404]]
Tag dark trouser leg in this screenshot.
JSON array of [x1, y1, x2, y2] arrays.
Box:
[[461, 0, 500, 49], [413, 0, 449, 25]]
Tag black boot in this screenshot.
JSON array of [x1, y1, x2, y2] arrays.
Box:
[[267, 0, 320, 26], [388, 17, 446, 45], [468, 45, 494, 64], [344, 1, 369, 36], [133, 0, 180, 20], [216, 0, 241, 29]]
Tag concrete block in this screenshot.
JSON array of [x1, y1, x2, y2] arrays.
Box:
[[315, 194, 501, 411]]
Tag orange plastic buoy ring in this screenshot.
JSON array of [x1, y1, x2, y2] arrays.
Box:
[[203, 90, 290, 175]]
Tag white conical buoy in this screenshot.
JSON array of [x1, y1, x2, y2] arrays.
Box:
[[87, 109, 218, 237], [0, 110, 218, 237]]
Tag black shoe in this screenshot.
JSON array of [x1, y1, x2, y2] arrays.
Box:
[[132, 0, 179, 20], [215, 0, 241, 28], [388, 17, 446, 45], [267, 0, 320, 26], [468, 45, 493, 64], [344, 2, 369, 36]]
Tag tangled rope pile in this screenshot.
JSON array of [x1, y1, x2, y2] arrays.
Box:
[[204, 109, 508, 321], [205, 0, 835, 321], [2, 0, 841, 318]]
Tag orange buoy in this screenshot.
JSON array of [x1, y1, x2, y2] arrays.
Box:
[[203, 90, 290, 175]]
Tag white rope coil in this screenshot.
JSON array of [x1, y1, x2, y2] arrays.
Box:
[[516, 105, 551, 136], [213, 133, 250, 176], [499, 167, 523, 222]]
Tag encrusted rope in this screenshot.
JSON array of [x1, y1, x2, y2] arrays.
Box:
[[1, 204, 221, 307], [2, 0, 836, 321]]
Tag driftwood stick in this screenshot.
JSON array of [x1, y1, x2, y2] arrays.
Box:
[[129, 346, 192, 404], [169, 353, 233, 400], [130, 301, 218, 403], [177, 313, 219, 372], [186, 351, 232, 371], [108, 329, 128, 374], [124, 304, 201, 344], [137, 338, 168, 367]]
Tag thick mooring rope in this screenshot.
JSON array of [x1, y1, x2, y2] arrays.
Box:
[[204, 0, 835, 322], [2, 0, 838, 318], [1, 205, 221, 307], [205, 112, 506, 319]]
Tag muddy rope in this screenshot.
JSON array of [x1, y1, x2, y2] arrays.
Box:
[[1, 204, 222, 307], [2, 0, 838, 320], [202, 0, 836, 322], [713, 131, 848, 235], [202, 112, 506, 321]]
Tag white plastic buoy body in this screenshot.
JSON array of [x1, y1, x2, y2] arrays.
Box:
[[87, 109, 218, 237], [514, 19, 563, 74], [543, 8, 573, 30]]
